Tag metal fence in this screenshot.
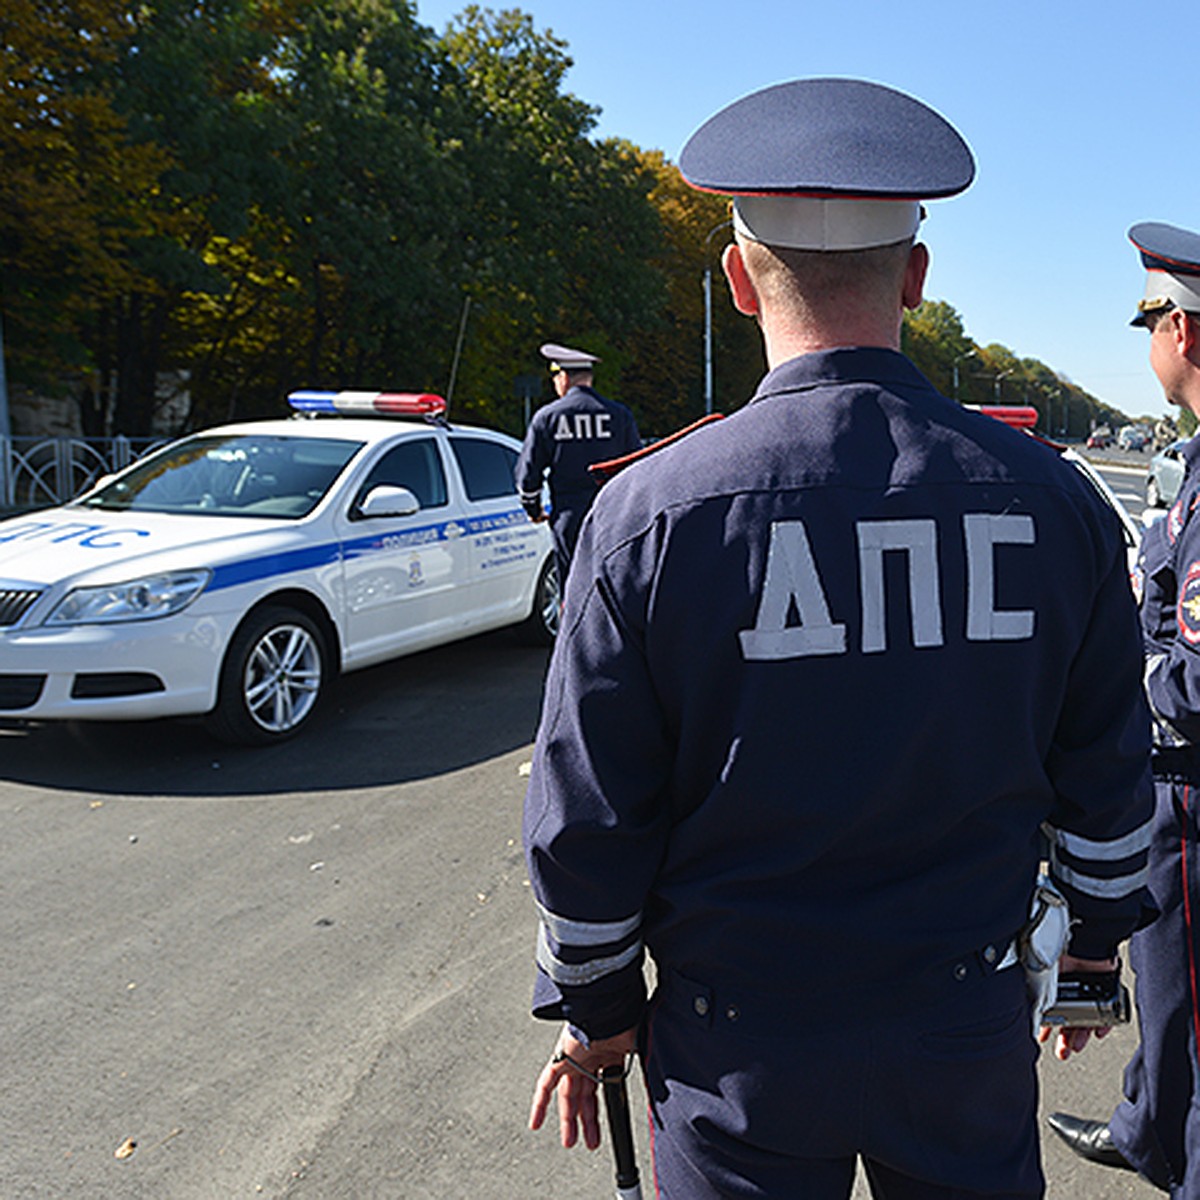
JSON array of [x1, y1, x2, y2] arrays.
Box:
[[0, 434, 165, 512]]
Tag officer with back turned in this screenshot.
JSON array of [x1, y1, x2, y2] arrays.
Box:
[[522, 77, 1155, 1198], [514, 343, 641, 588]]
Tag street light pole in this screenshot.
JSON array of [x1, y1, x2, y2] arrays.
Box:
[[704, 266, 712, 415], [1044, 387, 1064, 437], [994, 367, 1016, 401], [703, 219, 732, 416], [952, 349, 977, 401]]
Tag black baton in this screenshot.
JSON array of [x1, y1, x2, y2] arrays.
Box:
[[600, 1062, 643, 1200]]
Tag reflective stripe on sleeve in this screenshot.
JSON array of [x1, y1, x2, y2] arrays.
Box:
[[535, 901, 642, 948], [1045, 815, 1152, 901], [1044, 821, 1153, 862], [536, 924, 643, 987], [1052, 859, 1150, 900]]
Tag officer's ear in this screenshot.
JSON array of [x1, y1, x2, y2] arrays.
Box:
[[901, 242, 929, 311], [722, 242, 761, 318], [1178, 309, 1199, 357]]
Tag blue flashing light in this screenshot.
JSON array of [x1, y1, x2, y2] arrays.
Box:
[[288, 390, 339, 414]]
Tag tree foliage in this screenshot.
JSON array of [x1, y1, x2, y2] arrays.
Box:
[[0, 3, 1136, 442], [0, 1, 172, 391], [902, 301, 1123, 440]]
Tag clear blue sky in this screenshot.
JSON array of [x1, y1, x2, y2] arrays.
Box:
[[415, 0, 1200, 420]]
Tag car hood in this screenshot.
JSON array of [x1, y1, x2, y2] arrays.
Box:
[[0, 507, 313, 588]]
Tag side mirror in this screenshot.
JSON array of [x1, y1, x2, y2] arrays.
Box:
[[84, 473, 117, 496], [358, 484, 420, 519]]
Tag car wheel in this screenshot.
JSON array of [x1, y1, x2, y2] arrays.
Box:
[[205, 606, 329, 744], [518, 558, 560, 647], [1147, 476, 1163, 508]]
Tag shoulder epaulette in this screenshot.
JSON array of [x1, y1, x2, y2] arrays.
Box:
[[588, 414, 724, 487]]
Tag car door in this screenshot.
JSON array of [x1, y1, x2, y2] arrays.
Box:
[[334, 434, 469, 668], [449, 433, 545, 621]]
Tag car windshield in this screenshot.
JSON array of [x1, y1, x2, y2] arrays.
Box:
[[77, 434, 364, 518]]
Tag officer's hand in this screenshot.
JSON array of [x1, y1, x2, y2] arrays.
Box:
[[1038, 1022, 1111, 1060], [529, 1023, 638, 1150], [1037, 952, 1118, 1061]]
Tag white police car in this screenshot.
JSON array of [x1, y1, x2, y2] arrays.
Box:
[[0, 391, 558, 744]]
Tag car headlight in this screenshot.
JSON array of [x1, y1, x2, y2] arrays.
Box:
[[45, 569, 212, 625]]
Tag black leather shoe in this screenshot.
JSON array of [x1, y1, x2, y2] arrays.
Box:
[[1047, 1112, 1135, 1171]]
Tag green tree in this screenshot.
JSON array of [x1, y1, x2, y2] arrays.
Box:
[[433, 8, 664, 430], [619, 146, 762, 435], [93, 0, 299, 432], [0, 0, 172, 399], [902, 300, 977, 401]]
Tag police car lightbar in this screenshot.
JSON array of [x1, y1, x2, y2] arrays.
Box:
[[968, 404, 1039, 431], [287, 390, 447, 418]]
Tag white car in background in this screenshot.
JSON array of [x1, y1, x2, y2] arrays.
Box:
[[1146, 438, 1189, 509], [0, 391, 558, 744]]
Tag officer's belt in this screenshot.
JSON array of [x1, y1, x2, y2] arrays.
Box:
[[653, 946, 1022, 1033]]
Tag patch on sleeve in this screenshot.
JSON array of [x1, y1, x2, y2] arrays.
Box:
[[1178, 561, 1200, 644], [1169, 498, 1186, 545]]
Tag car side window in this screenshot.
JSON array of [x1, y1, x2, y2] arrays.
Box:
[[450, 437, 519, 502], [354, 438, 448, 514]]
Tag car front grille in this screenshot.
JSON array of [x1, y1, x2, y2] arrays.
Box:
[[0, 589, 42, 627], [0, 674, 46, 710]]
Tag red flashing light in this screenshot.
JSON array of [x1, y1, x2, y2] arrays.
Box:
[[971, 405, 1039, 431]]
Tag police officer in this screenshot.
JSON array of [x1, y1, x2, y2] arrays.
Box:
[[525, 79, 1154, 1198], [514, 343, 641, 588], [1049, 223, 1200, 1195]]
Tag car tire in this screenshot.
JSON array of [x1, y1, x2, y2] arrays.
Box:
[[1147, 476, 1163, 508], [518, 557, 559, 647], [205, 606, 329, 744]]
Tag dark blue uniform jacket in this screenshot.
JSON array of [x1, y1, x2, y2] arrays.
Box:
[[514, 385, 641, 517], [1142, 436, 1200, 764], [524, 348, 1154, 1041]]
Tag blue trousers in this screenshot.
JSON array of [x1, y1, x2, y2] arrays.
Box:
[[549, 504, 586, 591], [641, 963, 1042, 1198], [1110, 774, 1200, 1196]]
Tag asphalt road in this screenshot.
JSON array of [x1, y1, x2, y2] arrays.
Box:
[[0, 462, 1170, 1198], [3, 633, 630, 1199]]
